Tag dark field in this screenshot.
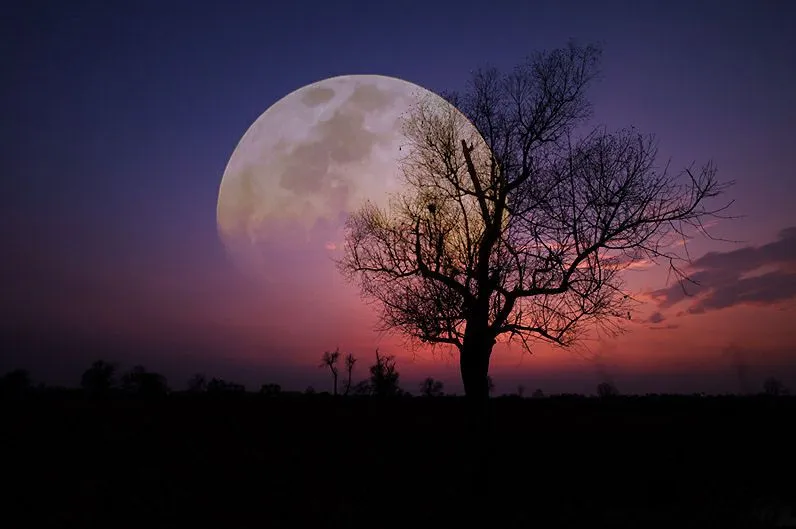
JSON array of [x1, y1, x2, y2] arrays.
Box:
[[3, 394, 795, 528]]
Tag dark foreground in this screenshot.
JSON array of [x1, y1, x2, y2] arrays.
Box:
[[3, 393, 795, 528]]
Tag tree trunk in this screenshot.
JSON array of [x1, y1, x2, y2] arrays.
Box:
[[458, 319, 495, 519], [459, 325, 494, 442], [459, 320, 494, 401]]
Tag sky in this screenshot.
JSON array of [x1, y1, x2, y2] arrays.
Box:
[[2, 0, 795, 395]]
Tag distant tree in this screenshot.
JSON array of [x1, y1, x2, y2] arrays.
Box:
[[0, 369, 32, 398], [532, 388, 545, 399], [320, 348, 341, 396], [487, 376, 495, 397], [121, 366, 169, 397], [304, 385, 316, 395], [260, 383, 281, 396], [343, 352, 357, 396], [81, 360, 116, 397], [763, 377, 785, 397], [516, 384, 525, 398], [420, 377, 445, 397], [337, 43, 731, 401], [187, 373, 207, 392], [369, 349, 401, 397], [207, 378, 245, 393], [597, 381, 619, 398]]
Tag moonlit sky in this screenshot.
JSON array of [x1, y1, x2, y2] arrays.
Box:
[[3, 0, 795, 394]]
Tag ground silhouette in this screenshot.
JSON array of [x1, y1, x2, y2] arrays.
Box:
[[2, 364, 794, 527]]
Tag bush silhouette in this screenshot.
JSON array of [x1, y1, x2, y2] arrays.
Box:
[[207, 378, 245, 393], [121, 366, 169, 397], [369, 349, 401, 397], [187, 373, 207, 392], [260, 383, 281, 396], [420, 377, 445, 397]]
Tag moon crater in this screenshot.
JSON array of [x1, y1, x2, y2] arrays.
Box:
[[217, 74, 481, 282]]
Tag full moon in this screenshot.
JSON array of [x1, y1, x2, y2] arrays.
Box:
[[216, 75, 470, 282]]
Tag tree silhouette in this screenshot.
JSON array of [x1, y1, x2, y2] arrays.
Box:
[[120, 366, 169, 397], [0, 369, 32, 398], [532, 388, 545, 399], [487, 375, 495, 397], [343, 352, 357, 396], [337, 42, 731, 399], [260, 383, 281, 396], [320, 348, 341, 396], [369, 349, 401, 397], [187, 373, 207, 392], [207, 378, 245, 393], [597, 381, 619, 398], [763, 377, 785, 396], [80, 360, 116, 397], [516, 384, 525, 398], [420, 377, 445, 397]]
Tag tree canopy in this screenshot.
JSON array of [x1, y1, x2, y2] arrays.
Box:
[[338, 43, 731, 398]]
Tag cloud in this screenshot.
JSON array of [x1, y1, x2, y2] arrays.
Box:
[[649, 227, 796, 314], [648, 323, 679, 331], [647, 311, 665, 324], [627, 259, 653, 270]]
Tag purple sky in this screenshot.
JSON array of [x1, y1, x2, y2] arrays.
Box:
[[3, 0, 795, 395]]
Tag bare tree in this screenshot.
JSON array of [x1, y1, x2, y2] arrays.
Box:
[[338, 42, 731, 400], [343, 352, 357, 396], [320, 348, 341, 396], [420, 377, 445, 397]]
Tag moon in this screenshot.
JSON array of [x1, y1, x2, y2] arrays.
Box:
[[216, 74, 476, 283]]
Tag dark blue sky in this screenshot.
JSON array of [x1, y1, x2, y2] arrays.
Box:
[[3, 0, 795, 393]]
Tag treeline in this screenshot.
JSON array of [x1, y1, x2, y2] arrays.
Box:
[[0, 348, 791, 399], [0, 350, 409, 399]]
